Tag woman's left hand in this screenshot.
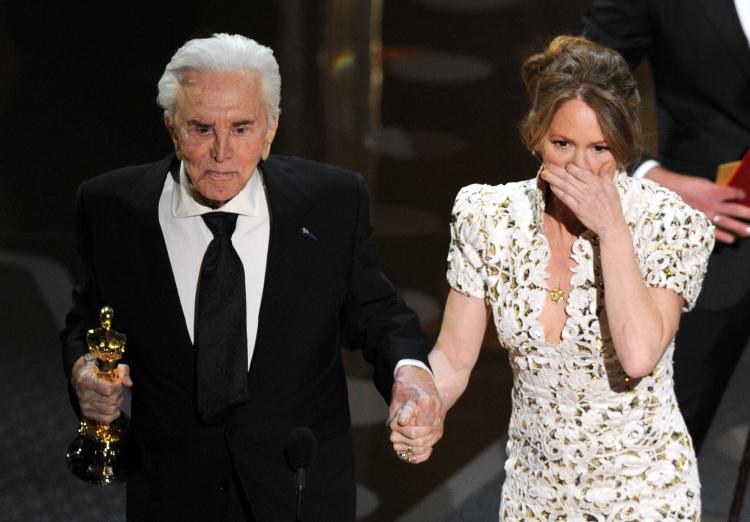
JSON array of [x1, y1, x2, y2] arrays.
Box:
[[541, 162, 625, 236], [389, 423, 438, 464]]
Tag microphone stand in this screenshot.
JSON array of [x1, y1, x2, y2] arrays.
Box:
[[286, 426, 315, 522], [729, 425, 750, 521], [295, 467, 306, 522]]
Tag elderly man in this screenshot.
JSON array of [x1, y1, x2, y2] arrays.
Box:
[[62, 33, 442, 521]]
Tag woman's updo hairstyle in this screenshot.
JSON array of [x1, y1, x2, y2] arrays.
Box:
[[520, 35, 642, 169]]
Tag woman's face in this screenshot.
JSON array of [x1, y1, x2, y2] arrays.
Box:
[[539, 98, 616, 178]]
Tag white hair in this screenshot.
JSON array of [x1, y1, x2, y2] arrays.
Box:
[[157, 33, 281, 123]]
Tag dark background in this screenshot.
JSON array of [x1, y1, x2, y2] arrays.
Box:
[[0, 0, 596, 275], [1, 1, 746, 520]]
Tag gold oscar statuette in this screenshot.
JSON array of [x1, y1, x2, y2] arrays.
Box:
[[66, 306, 129, 484]]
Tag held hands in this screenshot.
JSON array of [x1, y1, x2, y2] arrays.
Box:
[[387, 365, 445, 464], [540, 162, 625, 236], [647, 166, 750, 244], [71, 354, 133, 424]]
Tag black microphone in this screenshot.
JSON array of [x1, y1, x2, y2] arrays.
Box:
[[285, 427, 316, 522]]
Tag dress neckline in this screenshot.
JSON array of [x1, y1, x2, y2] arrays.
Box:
[[526, 168, 619, 346], [534, 233, 588, 346]]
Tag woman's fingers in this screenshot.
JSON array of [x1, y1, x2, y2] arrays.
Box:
[[540, 167, 567, 195], [541, 165, 584, 202], [390, 428, 440, 448], [564, 162, 598, 183], [392, 441, 431, 456], [389, 420, 442, 464], [548, 183, 579, 213], [392, 442, 434, 464]]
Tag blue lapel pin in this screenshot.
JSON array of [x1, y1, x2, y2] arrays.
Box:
[[301, 227, 318, 241]]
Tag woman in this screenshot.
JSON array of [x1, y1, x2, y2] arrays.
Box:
[[396, 36, 714, 519]]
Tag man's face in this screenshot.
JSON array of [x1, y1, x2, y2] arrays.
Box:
[[164, 69, 278, 207]]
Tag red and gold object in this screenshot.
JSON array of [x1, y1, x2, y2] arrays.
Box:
[[716, 147, 750, 206]]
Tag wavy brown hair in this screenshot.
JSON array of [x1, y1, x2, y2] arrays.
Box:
[[520, 35, 642, 168]]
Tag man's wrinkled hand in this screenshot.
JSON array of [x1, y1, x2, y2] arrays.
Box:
[[387, 365, 445, 464], [71, 354, 133, 424]]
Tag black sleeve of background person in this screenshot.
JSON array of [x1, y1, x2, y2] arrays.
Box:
[[583, 0, 656, 173], [582, 0, 655, 71], [338, 174, 430, 403], [59, 181, 104, 418]]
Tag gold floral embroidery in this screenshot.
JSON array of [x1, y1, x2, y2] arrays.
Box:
[[446, 173, 713, 520]]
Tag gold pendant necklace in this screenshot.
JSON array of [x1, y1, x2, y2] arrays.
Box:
[[548, 286, 566, 304]]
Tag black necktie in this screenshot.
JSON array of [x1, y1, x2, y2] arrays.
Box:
[[195, 212, 248, 424]]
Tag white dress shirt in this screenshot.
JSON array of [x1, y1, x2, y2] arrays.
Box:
[[158, 162, 430, 376], [159, 163, 269, 370], [634, 0, 750, 179], [736, 0, 750, 46]]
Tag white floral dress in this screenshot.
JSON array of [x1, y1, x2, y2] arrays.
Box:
[[447, 172, 714, 521]]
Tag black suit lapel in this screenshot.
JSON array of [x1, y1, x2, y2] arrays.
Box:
[[128, 154, 193, 349], [252, 158, 314, 365], [699, 0, 750, 83]]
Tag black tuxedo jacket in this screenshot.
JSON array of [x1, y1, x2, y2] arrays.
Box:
[[584, 0, 750, 309], [61, 154, 429, 521]]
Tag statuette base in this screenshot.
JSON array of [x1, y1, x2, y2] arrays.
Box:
[[66, 413, 129, 485]]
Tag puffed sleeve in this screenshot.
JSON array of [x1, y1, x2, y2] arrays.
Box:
[[446, 184, 488, 299], [636, 190, 714, 311]]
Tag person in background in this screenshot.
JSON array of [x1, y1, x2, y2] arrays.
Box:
[[584, 0, 750, 452]]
